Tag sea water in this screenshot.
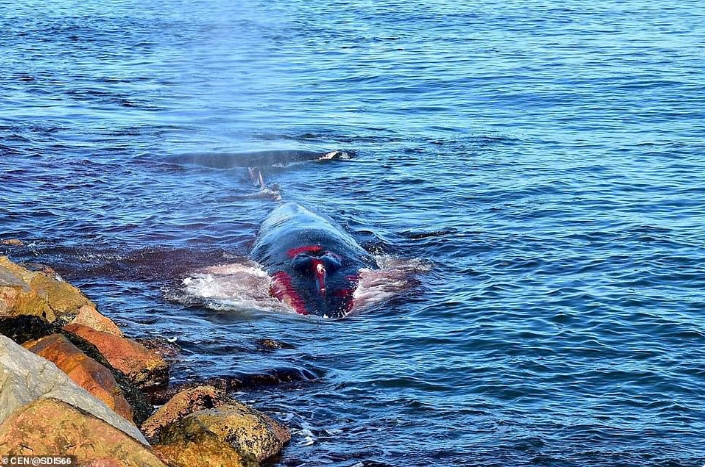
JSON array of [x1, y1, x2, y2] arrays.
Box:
[[1, 0, 704, 465]]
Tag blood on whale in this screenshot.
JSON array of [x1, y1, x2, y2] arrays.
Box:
[[250, 203, 375, 318]]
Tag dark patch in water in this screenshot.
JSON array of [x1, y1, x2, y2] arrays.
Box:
[[400, 228, 459, 239]]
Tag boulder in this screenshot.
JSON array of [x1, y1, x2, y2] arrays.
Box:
[[136, 336, 181, 360], [141, 385, 227, 442], [70, 304, 123, 336], [0, 398, 166, 466], [0, 256, 89, 323], [0, 334, 147, 444], [0, 259, 46, 318], [153, 432, 245, 467], [23, 333, 134, 422], [160, 402, 290, 463], [63, 323, 168, 391], [0, 239, 23, 246], [0, 315, 154, 424], [0, 257, 121, 335]]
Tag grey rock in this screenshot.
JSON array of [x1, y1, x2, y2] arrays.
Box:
[[0, 335, 148, 444]]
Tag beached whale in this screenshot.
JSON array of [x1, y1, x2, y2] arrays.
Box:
[[250, 203, 376, 317]]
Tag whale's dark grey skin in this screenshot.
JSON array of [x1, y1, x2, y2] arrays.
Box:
[[173, 150, 353, 169], [250, 203, 375, 317]]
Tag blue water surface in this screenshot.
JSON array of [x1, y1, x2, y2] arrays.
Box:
[[2, 0, 705, 465]]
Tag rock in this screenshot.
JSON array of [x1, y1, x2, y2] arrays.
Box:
[[83, 461, 123, 467], [0, 239, 23, 246], [0, 256, 119, 331], [60, 331, 154, 424], [0, 265, 28, 289], [148, 367, 317, 406], [205, 367, 318, 391], [153, 431, 245, 467], [0, 398, 166, 466], [141, 385, 227, 443], [0, 259, 45, 318], [0, 335, 147, 444], [0, 256, 89, 322], [255, 338, 296, 351], [64, 323, 169, 391], [23, 333, 134, 422], [69, 304, 123, 336], [161, 402, 290, 463], [136, 336, 181, 360], [0, 317, 154, 424], [0, 315, 153, 424]]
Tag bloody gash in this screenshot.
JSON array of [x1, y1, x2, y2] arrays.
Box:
[[250, 203, 376, 317]]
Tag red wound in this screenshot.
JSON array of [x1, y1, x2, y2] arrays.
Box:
[[270, 271, 308, 315], [287, 245, 323, 258]]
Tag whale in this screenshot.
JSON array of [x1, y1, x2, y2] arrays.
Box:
[[173, 149, 353, 169], [250, 203, 376, 317]]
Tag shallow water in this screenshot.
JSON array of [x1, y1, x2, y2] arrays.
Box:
[[2, 0, 705, 465]]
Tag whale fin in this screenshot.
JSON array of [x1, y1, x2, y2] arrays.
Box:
[[247, 167, 282, 201], [248, 167, 266, 189]]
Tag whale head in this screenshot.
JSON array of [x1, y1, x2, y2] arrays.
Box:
[[269, 246, 359, 318]]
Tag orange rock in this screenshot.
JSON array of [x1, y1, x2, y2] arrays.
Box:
[[69, 304, 123, 336], [23, 333, 134, 422], [1, 257, 122, 336], [0, 335, 146, 443], [0, 398, 167, 466], [161, 402, 291, 463], [63, 323, 168, 391], [0, 256, 93, 323], [0, 239, 23, 246], [141, 385, 227, 442], [82, 460, 123, 467], [153, 432, 245, 467]]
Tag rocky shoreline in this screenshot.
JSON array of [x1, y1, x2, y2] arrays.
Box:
[[0, 253, 290, 466]]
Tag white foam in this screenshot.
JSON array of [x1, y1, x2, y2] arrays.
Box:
[[350, 255, 431, 313], [180, 260, 295, 314], [298, 436, 315, 446]]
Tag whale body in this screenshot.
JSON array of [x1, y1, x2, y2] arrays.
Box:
[[174, 150, 353, 169], [250, 203, 375, 317]]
